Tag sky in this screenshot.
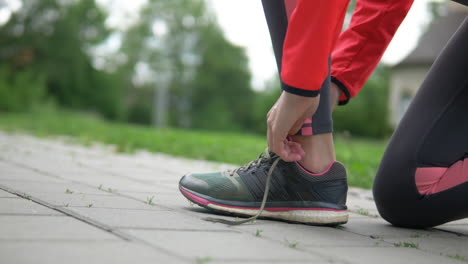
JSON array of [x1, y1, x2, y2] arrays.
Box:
[[0, 0, 438, 90]]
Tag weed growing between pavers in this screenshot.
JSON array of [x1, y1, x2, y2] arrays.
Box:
[[195, 256, 212, 264], [355, 208, 369, 216], [147, 196, 155, 205], [255, 229, 263, 237], [65, 189, 74, 194], [394, 241, 419, 249], [285, 239, 299, 249], [447, 254, 468, 262], [87, 203, 93, 208]]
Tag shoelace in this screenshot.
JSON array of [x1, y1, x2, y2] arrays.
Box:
[[204, 151, 281, 226]]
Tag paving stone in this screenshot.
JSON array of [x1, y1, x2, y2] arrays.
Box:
[[32, 192, 160, 209], [341, 216, 448, 239], [70, 207, 228, 230], [0, 189, 17, 198], [120, 191, 190, 209], [384, 234, 468, 258], [127, 229, 324, 262], [232, 220, 385, 248], [309, 246, 461, 264], [0, 215, 117, 240], [0, 241, 184, 264], [436, 225, 468, 236], [0, 180, 111, 196], [0, 198, 62, 215], [0, 162, 66, 183]]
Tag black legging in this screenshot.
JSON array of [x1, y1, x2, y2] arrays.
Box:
[[373, 17, 468, 228], [262, 0, 333, 136]]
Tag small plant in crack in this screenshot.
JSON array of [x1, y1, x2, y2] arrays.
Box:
[[355, 208, 369, 216], [107, 188, 113, 193], [255, 229, 263, 237], [98, 184, 103, 190], [394, 241, 419, 249], [447, 254, 468, 262], [147, 196, 155, 205], [86, 203, 93, 208], [410, 233, 422, 238], [65, 189, 74, 194], [195, 256, 212, 264], [24, 194, 31, 200], [64, 203, 70, 207], [285, 239, 299, 248]]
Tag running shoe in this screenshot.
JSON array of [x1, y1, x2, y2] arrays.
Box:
[[179, 151, 348, 225]]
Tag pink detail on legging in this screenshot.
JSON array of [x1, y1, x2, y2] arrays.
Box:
[[301, 117, 313, 135], [415, 159, 468, 195], [284, 0, 298, 19]]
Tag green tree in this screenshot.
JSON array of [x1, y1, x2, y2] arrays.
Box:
[[0, 0, 124, 119]]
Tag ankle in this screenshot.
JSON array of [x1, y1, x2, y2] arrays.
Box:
[[291, 133, 336, 173]]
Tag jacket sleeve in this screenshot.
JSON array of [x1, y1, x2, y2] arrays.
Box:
[[280, 0, 350, 97], [331, 0, 414, 105]]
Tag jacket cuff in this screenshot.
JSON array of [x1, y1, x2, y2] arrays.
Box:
[[331, 76, 351, 105], [281, 81, 320, 97]]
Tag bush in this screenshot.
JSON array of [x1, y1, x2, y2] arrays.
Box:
[[333, 66, 392, 138], [0, 67, 47, 112]]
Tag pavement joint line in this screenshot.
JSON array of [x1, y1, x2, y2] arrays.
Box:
[[0, 183, 131, 241], [433, 227, 468, 237]]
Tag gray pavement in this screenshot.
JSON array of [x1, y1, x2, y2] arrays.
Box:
[[0, 131, 467, 264]]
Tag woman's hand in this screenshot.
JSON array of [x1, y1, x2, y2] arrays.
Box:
[[267, 91, 319, 161]]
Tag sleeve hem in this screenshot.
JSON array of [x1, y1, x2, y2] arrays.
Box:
[[281, 81, 320, 97], [331, 76, 351, 105]]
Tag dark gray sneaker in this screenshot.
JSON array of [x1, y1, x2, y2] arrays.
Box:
[[179, 151, 348, 225]]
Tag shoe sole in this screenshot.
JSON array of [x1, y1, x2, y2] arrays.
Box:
[[180, 186, 348, 226]]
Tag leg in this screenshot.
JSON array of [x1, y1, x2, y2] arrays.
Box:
[[262, 0, 336, 173], [373, 18, 468, 228]]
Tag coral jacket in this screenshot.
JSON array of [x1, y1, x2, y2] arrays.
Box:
[[281, 0, 414, 104]]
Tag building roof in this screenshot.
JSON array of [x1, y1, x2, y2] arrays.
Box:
[[395, 11, 467, 67]]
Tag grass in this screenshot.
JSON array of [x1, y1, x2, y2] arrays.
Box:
[[447, 254, 468, 262], [147, 196, 155, 205], [0, 109, 388, 189], [394, 241, 419, 249], [255, 229, 263, 237], [285, 239, 299, 248], [354, 208, 369, 216]]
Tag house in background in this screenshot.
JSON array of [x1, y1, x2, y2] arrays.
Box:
[[389, 3, 468, 127]]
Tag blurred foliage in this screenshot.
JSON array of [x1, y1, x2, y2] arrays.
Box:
[[0, 0, 124, 119], [0, 0, 392, 138], [334, 66, 392, 138], [0, 66, 47, 112]]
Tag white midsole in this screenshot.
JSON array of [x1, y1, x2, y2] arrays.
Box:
[[207, 203, 349, 224]]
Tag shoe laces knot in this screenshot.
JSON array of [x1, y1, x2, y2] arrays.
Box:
[[228, 149, 273, 176]]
